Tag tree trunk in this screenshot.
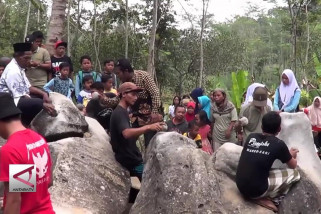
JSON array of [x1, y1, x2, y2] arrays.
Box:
[[147, 0, 158, 81], [46, 0, 67, 55], [125, 0, 129, 58], [199, 0, 205, 88], [23, 0, 31, 41], [67, 0, 71, 57]]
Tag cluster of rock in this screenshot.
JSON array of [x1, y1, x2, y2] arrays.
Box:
[[26, 93, 321, 213]]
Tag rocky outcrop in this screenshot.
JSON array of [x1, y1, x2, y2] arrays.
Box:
[[130, 132, 271, 214], [131, 112, 321, 213], [31, 92, 88, 142], [49, 117, 131, 214]]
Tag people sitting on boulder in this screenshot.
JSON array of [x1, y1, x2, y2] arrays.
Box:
[[101, 74, 117, 95], [43, 62, 74, 99], [0, 43, 56, 126], [236, 87, 271, 144], [110, 82, 164, 202], [185, 101, 195, 122], [303, 96, 321, 150], [0, 92, 55, 214], [25, 33, 52, 90], [183, 120, 202, 148], [77, 75, 94, 107], [75, 55, 101, 98], [236, 111, 300, 212], [211, 88, 238, 150], [274, 69, 301, 113], [166, 105, 188, 134]]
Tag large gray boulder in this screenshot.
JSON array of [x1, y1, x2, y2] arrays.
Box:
[[30, 92, 88, 142], [131, 112, 321, 213], [130, 132, 270, 214], [50, 117, 131, 214]]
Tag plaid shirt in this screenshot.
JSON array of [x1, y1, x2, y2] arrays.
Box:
[[101, 70, 161, 114]]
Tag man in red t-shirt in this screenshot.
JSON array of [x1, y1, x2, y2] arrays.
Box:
[[0, 92, 55, 214]]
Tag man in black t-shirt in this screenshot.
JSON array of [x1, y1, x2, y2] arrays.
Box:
[[110, 82, 164, 181], [166, 105, 188, 134], [51, 41, 73, 77], [236, 111, 300, 212]]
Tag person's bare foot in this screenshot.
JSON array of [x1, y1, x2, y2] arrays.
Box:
[[252, 197, 278, 212]]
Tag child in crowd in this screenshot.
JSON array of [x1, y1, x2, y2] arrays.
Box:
[[101, 74, 117, 95], [77, 75, 94, 107], [43, 62, 74, 99], [183, 120, 202, 148], [103, 59, 118, 89], [86, 82, 115, 132], [75, 55, 101, 98], [51, 41, 73, 77], [185, 101, 195, 122], [195, 110, 211, 140], [195, 110, 213, 154], [181, 95, 190, 108]]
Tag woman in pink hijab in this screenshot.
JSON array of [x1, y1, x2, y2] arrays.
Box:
[[304, 97, 321, 149]]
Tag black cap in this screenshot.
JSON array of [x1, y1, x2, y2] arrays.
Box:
[[13, 43, 32, 53], [32, 30, 44, 39], [116, 58, 133, 72], [0, 92, 21, 120], [25, 34, 35, 43]]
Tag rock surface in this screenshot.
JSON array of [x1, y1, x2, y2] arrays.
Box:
[[30, 92, 88, 142], [130, 132, 271, 214], [49, 117, 131, 214], [132, 112, 321, 213]]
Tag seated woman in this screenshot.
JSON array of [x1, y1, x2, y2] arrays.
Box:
[[304, 97, 321, 149], [273, 69, 301, 113], [0, 43, 56, 126]]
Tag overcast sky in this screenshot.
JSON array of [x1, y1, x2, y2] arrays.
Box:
[[45, 0, 286, 25]]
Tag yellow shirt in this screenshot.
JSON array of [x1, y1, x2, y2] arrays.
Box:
[[104, 88, 117, 95], [183, 133, 202, 148]]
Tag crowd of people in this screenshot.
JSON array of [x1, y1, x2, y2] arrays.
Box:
[[0, 30, 317, 213]]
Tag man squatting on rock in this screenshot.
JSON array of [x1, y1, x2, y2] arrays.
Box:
[[236, 111, 300, 212], [0, 92, 55, 214]]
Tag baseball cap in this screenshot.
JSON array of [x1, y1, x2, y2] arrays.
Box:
[[55, 40, 67, 49], [118, 82, 143, 94], [252, 87, 268, 107]]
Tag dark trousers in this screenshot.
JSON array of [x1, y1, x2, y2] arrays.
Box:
[[17, 97, 43, 126], [144, 130, 156, 149], [128, 165, 143, 203], [314, 132, 321, 149]]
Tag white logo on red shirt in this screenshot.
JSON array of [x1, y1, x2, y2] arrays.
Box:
[[32, 148, 48, 179]]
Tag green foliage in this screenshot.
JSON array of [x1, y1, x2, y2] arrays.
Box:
[[230, 70, 250, 110], [313, 53, 321, 77]]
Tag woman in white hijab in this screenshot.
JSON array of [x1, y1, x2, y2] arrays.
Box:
[[273, 69, 301, 112], [242, 83, 273, 109]]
